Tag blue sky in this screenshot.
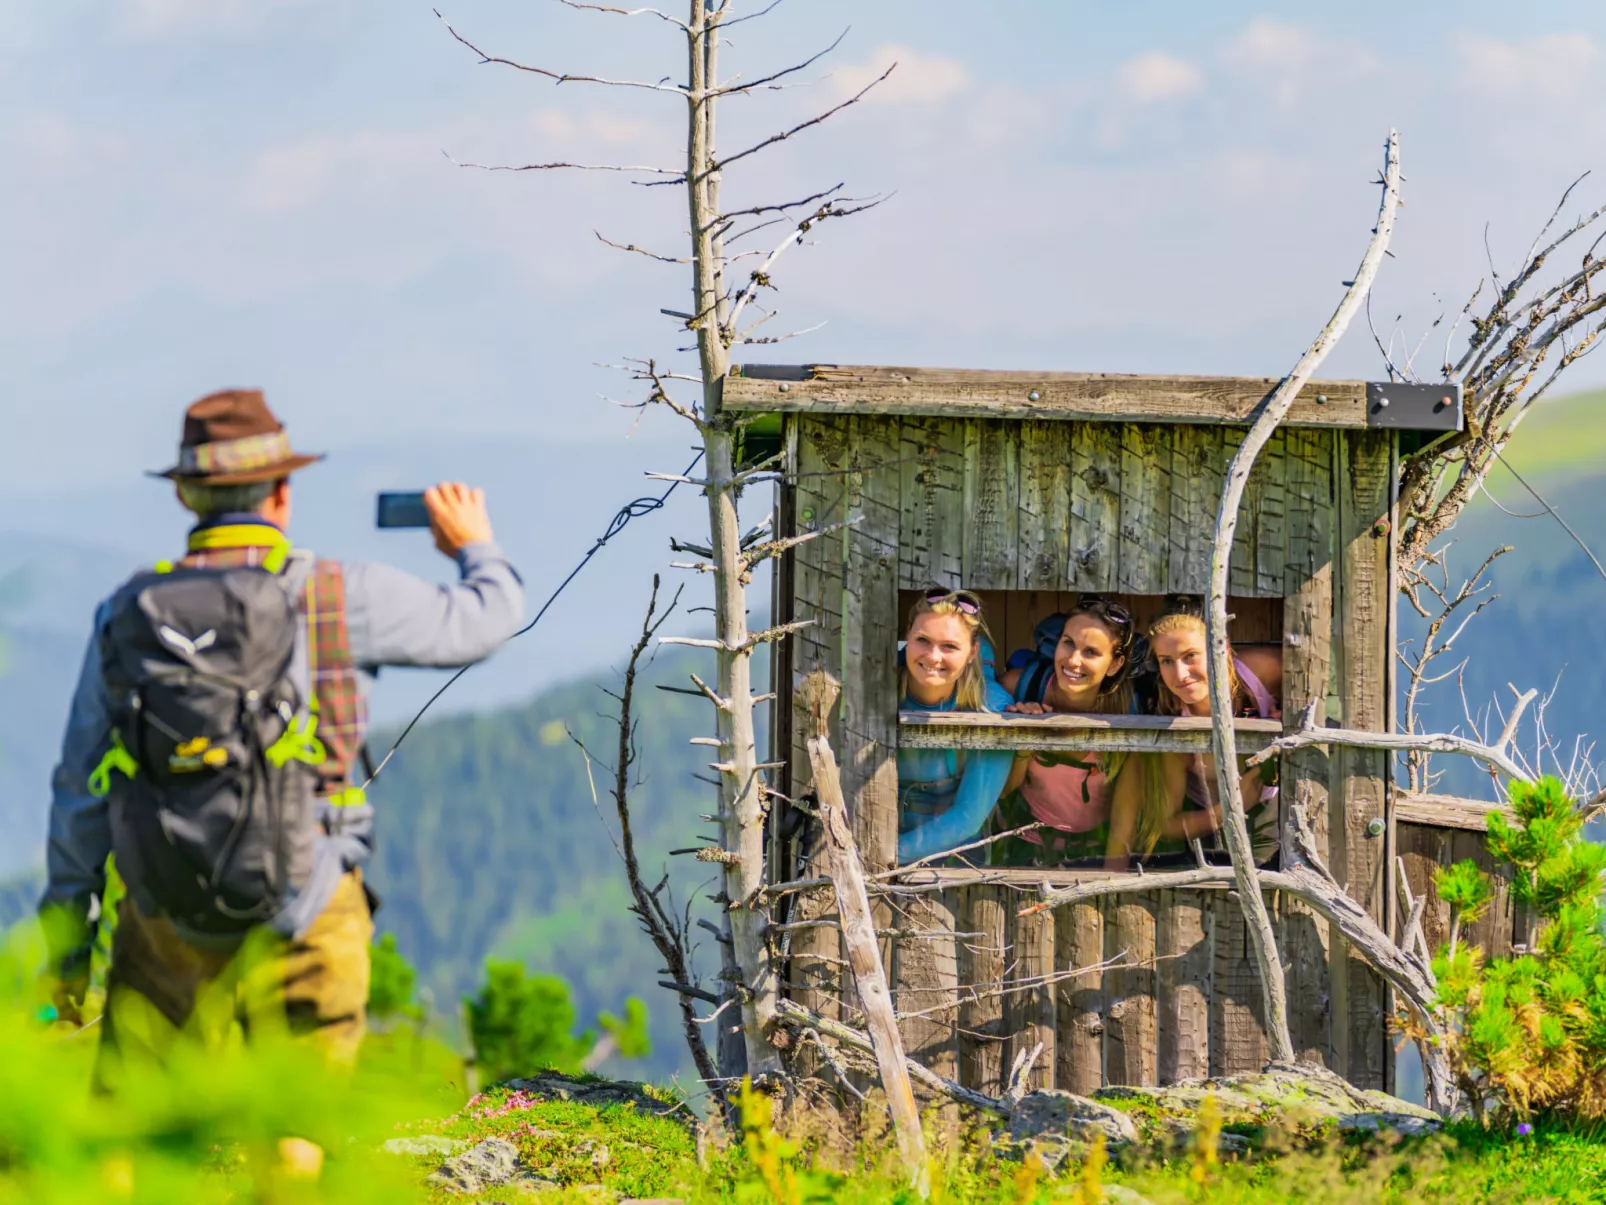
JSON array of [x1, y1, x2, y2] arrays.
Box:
[[7, 0, 1606, 488]]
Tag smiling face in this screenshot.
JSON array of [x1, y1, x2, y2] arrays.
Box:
[[1050, 614, 1125, 709], [1153, 624, 1212, 713], [904, 611, 977, 706]]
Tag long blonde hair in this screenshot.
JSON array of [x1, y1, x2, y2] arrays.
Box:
[[1147, 609, 1245, 717], [1127, 605, 1243, 855], [902, 593, 995, 711]]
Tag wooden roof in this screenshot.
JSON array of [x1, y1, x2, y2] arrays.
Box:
[[725, 364, 1463, 430]]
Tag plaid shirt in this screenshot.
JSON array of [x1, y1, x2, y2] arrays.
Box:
[[180, 544, 364, 793]]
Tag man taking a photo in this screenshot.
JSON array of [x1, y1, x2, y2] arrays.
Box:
[[40, 388, 524, 1080]]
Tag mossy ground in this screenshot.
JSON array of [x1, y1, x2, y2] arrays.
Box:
[[403, 1074, 1606, 1204]]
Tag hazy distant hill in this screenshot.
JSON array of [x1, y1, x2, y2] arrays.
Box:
[[1408, 388, 1606, 797]]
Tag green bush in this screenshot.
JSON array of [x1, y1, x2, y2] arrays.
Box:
[[368, 932, 420, 1023], [465, 959, 652, 1084], [1427, 775, 1606, 1123]]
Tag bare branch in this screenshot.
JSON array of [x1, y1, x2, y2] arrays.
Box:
[[775, 1000, 1006, 1115], [721, 0, 787, 28], [555, 0, 690, 29], [714, 63, 896, 173], [1246, 718, 1531, 782], [435, 7, 687, 93], [580, 576, 722, 1101], [709, 183, 845, 230], [595, 230, 691, 263], [445, 151, 681, 177], [710, 28, 848, 97], [1195, 129, 1403, 1067]]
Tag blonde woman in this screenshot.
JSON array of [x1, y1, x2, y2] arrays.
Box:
[[1106, 603, 1282, 867], [896, 587, 1014, 864]]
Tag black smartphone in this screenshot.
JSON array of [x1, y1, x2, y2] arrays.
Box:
[[376, 491, 431, 529]]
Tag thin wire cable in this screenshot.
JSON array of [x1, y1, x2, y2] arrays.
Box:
[[360, 450, 705, 788], [1491, 447, 1606, 583]]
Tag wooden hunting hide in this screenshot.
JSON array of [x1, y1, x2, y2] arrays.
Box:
[[741, 364, 1504, 1095]]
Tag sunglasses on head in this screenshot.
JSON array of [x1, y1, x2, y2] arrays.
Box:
[[1073, 594, 1134, 629], [922, 586, 981, 616]]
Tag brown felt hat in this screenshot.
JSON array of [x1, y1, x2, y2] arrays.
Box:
[[150, 389, 325, 486]]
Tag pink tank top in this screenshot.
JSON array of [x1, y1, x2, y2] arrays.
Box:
[[1019, 754, 1109, 836], [1179, 657, 1280, 815]]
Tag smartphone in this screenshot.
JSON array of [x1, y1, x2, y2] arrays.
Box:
[[376, 491, 431, 529]]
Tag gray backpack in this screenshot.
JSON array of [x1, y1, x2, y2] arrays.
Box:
[[92, 555, 326, 935]]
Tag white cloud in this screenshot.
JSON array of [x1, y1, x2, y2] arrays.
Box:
[[1454, 32, 1601, 102], [1221, 18, 1378, 107], [829, 44, 971, 107], [1117, 52, 1203, 105], [117, 0, 311, 39], [1225, 17, 1317, 71], [7, 111, 129, 169]]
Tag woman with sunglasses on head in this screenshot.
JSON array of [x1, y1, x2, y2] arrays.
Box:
[[1105, 600, 1282, 869], [896, 587, 1016, 865], [990, 596, 1144, 867]]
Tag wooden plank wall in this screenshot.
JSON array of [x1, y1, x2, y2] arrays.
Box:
[[1332, 430, 1393, 1091], [784, 414, 1407, 1094], [1397, 822, 1524, 960]]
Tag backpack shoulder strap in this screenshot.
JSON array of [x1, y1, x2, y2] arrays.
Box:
[[302, 559, 365, 800]]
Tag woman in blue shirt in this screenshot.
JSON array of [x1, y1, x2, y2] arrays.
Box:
[[897, 587, 1015, 864]]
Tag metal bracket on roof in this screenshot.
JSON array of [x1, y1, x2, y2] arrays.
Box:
[[1365, 382, 1463, 431], [733, 364, 819, 381]]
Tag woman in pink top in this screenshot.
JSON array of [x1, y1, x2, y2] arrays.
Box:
[[990, 597, 1141, 867], [1106, 605, 1283, 869]]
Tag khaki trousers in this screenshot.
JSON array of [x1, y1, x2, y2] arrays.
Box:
[[96, 871, 373, 1086]]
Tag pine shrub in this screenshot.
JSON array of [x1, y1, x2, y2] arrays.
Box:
[[1427, 776, 1606, 1123]]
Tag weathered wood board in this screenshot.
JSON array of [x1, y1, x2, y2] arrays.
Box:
[[731, 366, 1373, 426], [1332, 429, 1393, 1091], [785, 413, 1417, 1095]]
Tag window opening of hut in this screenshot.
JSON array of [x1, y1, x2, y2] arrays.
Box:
[[894, 590, 1286, 877]]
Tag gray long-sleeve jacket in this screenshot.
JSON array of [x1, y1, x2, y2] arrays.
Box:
[[42, 533, 524, 946]]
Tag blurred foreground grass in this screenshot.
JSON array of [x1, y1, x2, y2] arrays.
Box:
[[4, 912, 1606, 1203]]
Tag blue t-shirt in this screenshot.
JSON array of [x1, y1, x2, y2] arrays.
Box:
[[895, 646, 1014, 863]]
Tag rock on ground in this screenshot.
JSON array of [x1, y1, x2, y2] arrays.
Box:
[[1009, 1090, 1140, 1147], [427, 1138, 558, 1195], [1091, 1061, 1441, 1147], [995, 1088, 1140, 1171]]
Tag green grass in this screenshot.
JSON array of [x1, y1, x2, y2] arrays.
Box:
[[4, 914, 1606, 1203]]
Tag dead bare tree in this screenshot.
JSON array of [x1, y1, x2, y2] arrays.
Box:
[[1199, 130, 1402, 1066], [1396, 174, 1606, 571], [437, 0, 888, 1083], [1398, 545, 1511, 793], [570, 576, 723, 1100]]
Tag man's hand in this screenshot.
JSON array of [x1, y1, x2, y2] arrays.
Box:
[[425, 482, 494, 559]]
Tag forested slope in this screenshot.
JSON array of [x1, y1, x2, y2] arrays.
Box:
[[362, 643, 760, 1081]]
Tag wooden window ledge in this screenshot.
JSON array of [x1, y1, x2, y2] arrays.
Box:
[[898, 710, 1283, 754], [885, 865, 1244, 889]]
